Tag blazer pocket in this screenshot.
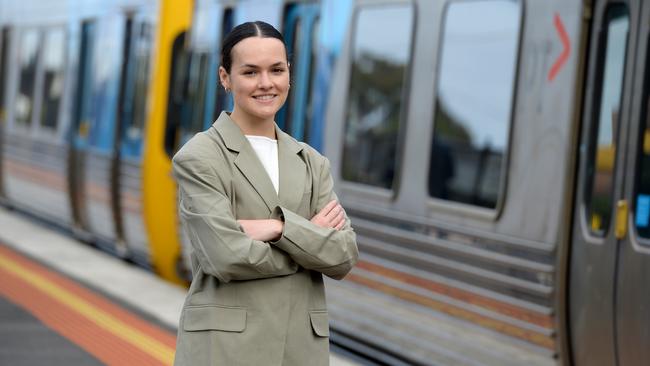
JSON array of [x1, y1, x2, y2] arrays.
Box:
[[183, 305, 247, 332], [309, 310, 329, 337]]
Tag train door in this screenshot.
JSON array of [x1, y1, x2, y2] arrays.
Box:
[[0, 28, 9, 198], [278, 3, 320, 146], [172, 5, 235, 281], [114, 13, 154, 261], [70, 17, 125, 247], [568, 0, 640, 364], [169, 36, 208, 280], [613, 0, 650, 363], [70, 21, 96, 234]]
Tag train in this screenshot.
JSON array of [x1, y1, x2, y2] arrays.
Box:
[[1, 0, 648, 365]]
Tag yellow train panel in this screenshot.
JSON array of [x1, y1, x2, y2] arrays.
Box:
[[143, 0, 193, 285]]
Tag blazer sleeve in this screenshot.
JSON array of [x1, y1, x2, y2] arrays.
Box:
[[173, 154, 298, 283], [270, 157, 359, 280]]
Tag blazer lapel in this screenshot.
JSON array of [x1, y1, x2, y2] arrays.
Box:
[[213, 112, 280, 212], [276, 127, 306, 212]]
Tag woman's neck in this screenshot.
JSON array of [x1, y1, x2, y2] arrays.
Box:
[[230, 110, 276, 139]]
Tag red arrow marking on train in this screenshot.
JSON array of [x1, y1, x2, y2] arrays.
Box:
[[548, 13, 571, 82]]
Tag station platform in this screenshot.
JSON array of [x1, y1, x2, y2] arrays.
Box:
[[0, 206, 360, 366]]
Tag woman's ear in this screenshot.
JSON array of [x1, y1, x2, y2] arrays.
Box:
[[218, 66, 230, 91]]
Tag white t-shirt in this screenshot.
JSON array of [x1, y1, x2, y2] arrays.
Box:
[[245, 135, 279, 194]]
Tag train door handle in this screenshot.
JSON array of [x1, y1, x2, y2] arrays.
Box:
[[615, 200, 628, 240]]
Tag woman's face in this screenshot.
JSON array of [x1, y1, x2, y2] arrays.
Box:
[[220, 36, 290, 123]]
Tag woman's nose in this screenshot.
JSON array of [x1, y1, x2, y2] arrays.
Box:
[[258, 72, 272, 88]]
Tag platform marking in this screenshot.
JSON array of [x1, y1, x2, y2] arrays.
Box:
[[0, 245, 175, 365]]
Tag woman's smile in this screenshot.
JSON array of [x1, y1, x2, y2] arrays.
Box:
[[253, 94, 277, 102]]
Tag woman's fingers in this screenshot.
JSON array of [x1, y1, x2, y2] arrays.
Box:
[[327, 204, 346, 229], [319, 200, 338, 217], [334, 213, 346, 230], [325, 204, 341, 224], [336, 208, 346, 229], [311, 201, 347, 230]]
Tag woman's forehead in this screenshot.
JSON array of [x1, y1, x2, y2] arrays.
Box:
[[231, 37, 287, 66]]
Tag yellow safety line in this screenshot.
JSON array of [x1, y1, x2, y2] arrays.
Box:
[[0, 253, 175, 365]]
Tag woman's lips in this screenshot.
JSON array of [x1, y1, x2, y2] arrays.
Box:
[[253, 94, 276, 101]]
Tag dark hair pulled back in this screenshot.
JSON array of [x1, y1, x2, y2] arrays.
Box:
[[220, 21, 288, 73]]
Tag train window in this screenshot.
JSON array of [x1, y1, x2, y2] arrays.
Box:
[[0, 28, 9, 123], [73, 21, 97, 144], [39, 28, 67, 130], [428, 0, 521, 209], [304, 17, 320, 143], [15, 29, 41, 128], [87, 19, 123, 151], [282, 17, 302, 133], [584, 5, 628, 237], [212, 8, 234, 121], [634, 37, 650, 239], [281, 3, 320, 144], [341, 4, 414, 189], [133, 23, 153, 132], [164, 31, 187, 157], [183, 52, 210, 137], [122, 21, 153, 141]]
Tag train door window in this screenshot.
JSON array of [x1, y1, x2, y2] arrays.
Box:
[[584, 5, 629, 237], [281, 14, 302, 132], [0, 28, 10, 123], [15, 29, 42, 128], [164, 31, 187, 157], [87, 19, 124, 151], [74, 21, 97, 144], [341, 4, 414, 189], [428, 0, 520, 209], [213, 8, 234, 120], [120, 19, 153, 157], [132, 23, 153, 132], [280, 3, 320, 143], [119, 17, 135, 144], [634, 33, 650, 240], [304, 17, 319, 143], [39, 28, 67, 131], [181, 52, 210, 140]]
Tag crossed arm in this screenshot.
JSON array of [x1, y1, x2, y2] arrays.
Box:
[[237, 197, 356, 280], [240, 156, 358, 280], [237, 200, 346, 241]]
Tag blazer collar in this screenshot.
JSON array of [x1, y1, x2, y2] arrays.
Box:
[[212, 112, 306, 213]]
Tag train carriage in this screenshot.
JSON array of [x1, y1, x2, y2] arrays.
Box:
[[0, 0, 193, 278], [321, 0, 650, 364]]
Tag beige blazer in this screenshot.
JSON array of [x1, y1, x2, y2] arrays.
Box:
[[172, 112, 359, 366]]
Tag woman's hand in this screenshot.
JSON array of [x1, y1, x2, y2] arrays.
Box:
[[311, 200, 346, 230], [237, 219, 284, 242]]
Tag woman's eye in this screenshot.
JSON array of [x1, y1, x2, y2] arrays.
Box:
[[273, 68, 285, 73]]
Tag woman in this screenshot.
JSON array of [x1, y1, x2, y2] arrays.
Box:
[[172, 21, 358, 366]]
